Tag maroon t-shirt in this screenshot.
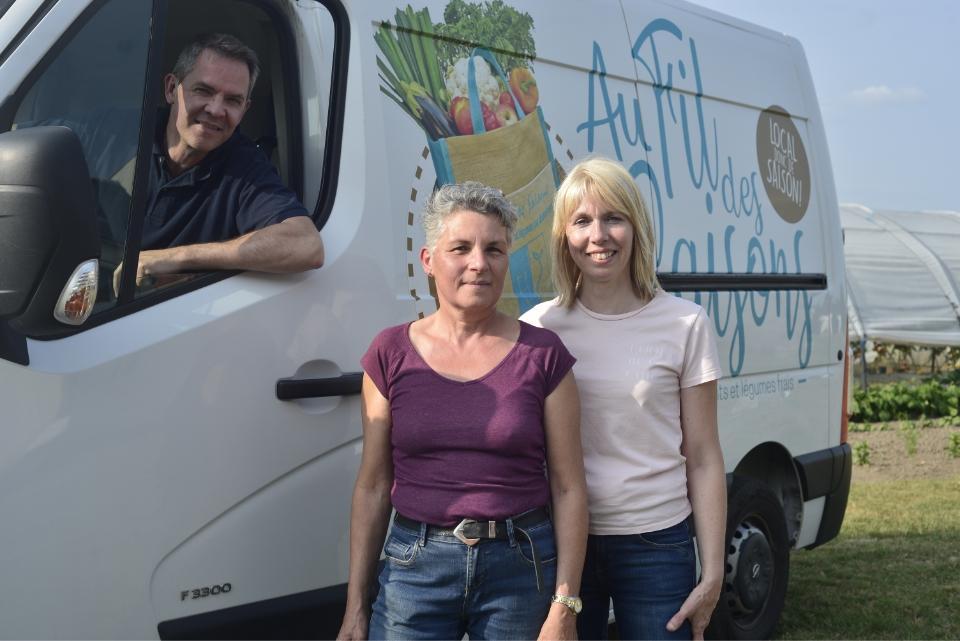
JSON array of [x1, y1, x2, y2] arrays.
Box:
[[361, 321, 575, 526]]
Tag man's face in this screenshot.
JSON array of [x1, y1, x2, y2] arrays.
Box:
[[164, 49, 251, 156]]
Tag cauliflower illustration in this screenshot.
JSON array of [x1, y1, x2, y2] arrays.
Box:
[[444, 56, 501, 109]]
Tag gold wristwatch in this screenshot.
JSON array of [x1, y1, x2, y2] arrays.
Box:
[[551, 593, 583, 615]]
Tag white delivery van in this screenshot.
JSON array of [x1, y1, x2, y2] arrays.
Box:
[[0, 0, 850, 638]]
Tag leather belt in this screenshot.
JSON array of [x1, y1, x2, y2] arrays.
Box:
[[393, 507, 550, 593], [393, 507, 550, 546]]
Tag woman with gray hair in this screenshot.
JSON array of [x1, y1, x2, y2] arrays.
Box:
[[337, 182, 588, 640]]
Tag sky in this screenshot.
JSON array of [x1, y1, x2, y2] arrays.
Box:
[[690, 0, 959, 213]]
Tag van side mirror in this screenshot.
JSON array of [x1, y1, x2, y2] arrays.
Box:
[[0, 126, 100, 336]]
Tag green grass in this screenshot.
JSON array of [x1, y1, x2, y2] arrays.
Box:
[[776, 478, 960, 639]]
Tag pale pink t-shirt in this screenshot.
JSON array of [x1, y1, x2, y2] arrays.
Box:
[[521, 290, 722, 535]]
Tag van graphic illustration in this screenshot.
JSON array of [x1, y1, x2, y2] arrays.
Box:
[[757, 105, 811, 223], [375, 3, 560, 316]]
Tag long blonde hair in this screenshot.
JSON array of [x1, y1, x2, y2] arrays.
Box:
[[551, 157, 659, 307]]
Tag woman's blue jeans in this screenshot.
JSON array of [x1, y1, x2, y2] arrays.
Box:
[[368, 517, 557, 640], [577, 520, 696, 640]]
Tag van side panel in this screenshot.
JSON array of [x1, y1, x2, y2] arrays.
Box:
[[615, 3, 841, 474]]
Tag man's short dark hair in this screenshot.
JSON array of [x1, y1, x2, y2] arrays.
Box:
[[172, 33, 260, 98]]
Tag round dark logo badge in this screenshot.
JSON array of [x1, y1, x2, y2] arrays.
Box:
[[756, 106, 810, 223]]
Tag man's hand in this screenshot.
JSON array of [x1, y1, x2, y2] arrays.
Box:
[[666, 578, 722, 640], [538, 602, 577, 641], [113, 248, 184, 295]]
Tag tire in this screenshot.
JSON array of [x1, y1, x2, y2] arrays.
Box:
[[706, 477, 790, 640]]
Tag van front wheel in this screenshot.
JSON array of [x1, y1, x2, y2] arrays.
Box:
[[707, 477, 789, 640]]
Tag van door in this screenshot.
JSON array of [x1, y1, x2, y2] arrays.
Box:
[[0, 0, 364, 638]]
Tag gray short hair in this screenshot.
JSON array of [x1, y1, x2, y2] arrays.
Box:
[[423, 182, 518, 250], [172, 33, 260, 98]]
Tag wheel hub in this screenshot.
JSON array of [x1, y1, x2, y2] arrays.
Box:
[[724, 522, 774, 619]]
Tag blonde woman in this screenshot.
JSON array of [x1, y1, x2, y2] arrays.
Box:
[[521, 158, 726, 640]]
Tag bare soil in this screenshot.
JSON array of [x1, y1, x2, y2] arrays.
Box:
[[848, 425, 960, 483]]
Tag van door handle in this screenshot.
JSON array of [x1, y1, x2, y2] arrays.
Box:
[[275, 372, 363, 400]]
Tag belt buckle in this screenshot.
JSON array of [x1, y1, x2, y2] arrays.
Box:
[[453, 518, 480, 546]]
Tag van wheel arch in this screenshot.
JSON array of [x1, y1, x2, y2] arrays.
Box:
[[730, 441, 803, 545]]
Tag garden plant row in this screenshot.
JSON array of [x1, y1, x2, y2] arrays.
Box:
[[850, 371, 960, 425]]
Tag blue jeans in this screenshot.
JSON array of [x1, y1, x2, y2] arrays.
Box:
[[368, 516, 557, 640], [577, 520, 696, 641]]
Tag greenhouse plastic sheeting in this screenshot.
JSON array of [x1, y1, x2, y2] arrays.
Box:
[[841, 204, 960, 346]]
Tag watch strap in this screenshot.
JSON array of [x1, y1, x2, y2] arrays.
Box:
[[551, 593, 582, 614]]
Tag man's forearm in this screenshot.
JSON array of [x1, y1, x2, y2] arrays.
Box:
[[191, 216, 324, 273], [141, 216, 324, 276]]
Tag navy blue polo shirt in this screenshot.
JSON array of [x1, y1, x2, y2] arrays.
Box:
[[141, 125, 308, 250]]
